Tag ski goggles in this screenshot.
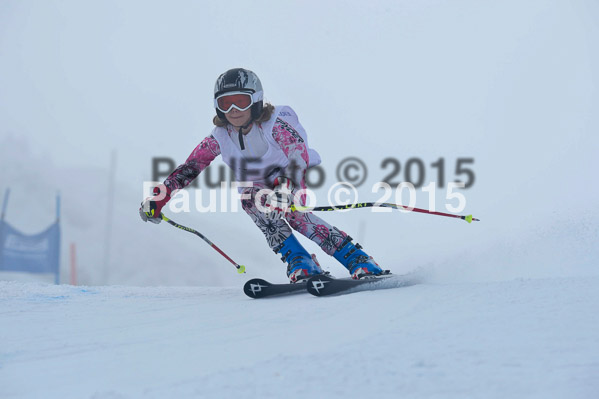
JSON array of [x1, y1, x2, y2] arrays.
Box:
[[214, 91, 262, 113]]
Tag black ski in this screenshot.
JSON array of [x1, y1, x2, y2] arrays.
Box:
[[306, 272, 400, 297], [243, 278, 307, 299]]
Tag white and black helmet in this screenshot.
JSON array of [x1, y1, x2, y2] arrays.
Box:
[[214, 68, 264, 120]]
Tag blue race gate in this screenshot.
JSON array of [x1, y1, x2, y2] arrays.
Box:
[[0, 189, 61, 284]]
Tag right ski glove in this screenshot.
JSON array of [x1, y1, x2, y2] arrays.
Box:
[[139, 186, 171, 224], [265, 177, 295, 221]]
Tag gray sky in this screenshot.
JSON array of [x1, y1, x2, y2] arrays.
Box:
[[1, 0, 598, 285]]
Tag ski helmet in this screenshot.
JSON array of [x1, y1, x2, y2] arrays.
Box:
[[214, 68, 264, 121]]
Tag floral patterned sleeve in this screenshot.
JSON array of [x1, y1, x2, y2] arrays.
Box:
[[271, 117, 310, 189], [164, 135, 221, 193]]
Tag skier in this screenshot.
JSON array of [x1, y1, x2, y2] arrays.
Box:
[[140, 68, 384, 282]]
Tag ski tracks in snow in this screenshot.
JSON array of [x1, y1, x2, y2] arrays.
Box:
[[1, 277, 599, 398]]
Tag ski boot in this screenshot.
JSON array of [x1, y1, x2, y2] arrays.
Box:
[[333, 236, 386, 279], [277, 234, 325, 283]]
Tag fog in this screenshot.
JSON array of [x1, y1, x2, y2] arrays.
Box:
[[1, 0, 597, 285]]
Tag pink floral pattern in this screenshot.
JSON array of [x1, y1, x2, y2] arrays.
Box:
[[240, 186, 348, 255], [160, 114, 349, 259], [164, 135, 221, 192], [286, 211, 348, 255], [271, 118, 309, 188]]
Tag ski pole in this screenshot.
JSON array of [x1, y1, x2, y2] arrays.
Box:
[[160, 213, 246, 273], [290, 202, 480, 223]]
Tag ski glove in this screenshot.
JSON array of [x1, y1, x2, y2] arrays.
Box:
[[139, 186, 171, 224], [265, 177, 295, 221]]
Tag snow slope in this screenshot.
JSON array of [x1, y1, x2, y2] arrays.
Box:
[[1, 1, 598, 397], [1, 275, 598, 398]]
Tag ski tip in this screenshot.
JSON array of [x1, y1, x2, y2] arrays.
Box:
[[237, 265, 246, 274], [243, 278, 272, 298], [306, 274, 336, 297]]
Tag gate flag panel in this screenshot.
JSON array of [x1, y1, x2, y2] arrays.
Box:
[[0, 189, 61, 284]]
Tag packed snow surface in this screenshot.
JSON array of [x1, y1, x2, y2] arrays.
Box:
[[1, 275, 598, 398]]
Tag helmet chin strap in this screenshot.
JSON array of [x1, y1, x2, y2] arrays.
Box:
[[236, 119, 253, 151]]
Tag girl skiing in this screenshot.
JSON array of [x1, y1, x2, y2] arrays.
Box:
[[140, 68, 384, 282]]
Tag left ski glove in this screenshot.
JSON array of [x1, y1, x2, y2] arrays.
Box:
[[139, 186, 171, 224], [265, 177, 295, 221]]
